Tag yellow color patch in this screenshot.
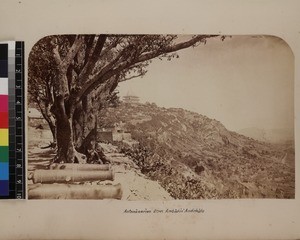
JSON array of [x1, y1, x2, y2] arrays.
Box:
[[0, 129, 9, 146]]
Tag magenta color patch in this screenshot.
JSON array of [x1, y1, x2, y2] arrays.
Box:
[[0, 95, 8, 112]]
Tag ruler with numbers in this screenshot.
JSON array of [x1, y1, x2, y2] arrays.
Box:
[[0, 41, 25, 199]]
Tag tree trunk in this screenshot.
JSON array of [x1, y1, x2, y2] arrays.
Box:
[[73, 77, 118, 151], [47, 118, 57, 144], [37, 103, 57, 144], [50, 36, 86, 163], [55, 112, 75, 163], [53, 106, 86, 163]]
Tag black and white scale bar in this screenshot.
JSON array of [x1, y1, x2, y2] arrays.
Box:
[[1, 41, 25, 199], [14, 42, 25, 199]]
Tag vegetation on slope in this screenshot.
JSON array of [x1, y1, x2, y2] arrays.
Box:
[[100, 102, 295, 199]]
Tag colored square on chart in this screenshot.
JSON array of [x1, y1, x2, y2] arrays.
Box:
[[0, 146, 8, 162], [0, 95, 8, 112], [0, 44, 8, 79], [0, 112, 8, 128], [0, 78, 8, 95], [0, 162, 9, 180], [0, 60, 8, 78], [0, 45, 8, 60], [0, 180, 9, 196], [0, 129, 8, 146]]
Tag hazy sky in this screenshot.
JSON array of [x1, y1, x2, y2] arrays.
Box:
[[118, 35, 294, 132]]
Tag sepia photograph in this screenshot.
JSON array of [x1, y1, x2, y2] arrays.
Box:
[[27, 34, 294, 200], [0, 0, 299, 239]]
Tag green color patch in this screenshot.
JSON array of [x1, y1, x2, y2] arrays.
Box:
[[0, 146, 8, 162]]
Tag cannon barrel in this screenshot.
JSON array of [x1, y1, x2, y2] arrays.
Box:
[[49, 163, 110, 171], [29, 169, 114, 184], [28, 183, 122, 200]]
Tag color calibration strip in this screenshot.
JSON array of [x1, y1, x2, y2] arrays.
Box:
[[0, 42, 25, 199], [0, 43, 9, 197]]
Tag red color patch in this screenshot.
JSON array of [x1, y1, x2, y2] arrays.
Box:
[[0, 112, 8, 128]]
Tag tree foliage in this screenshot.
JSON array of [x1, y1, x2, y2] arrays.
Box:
[[28, 34, 218, 162]]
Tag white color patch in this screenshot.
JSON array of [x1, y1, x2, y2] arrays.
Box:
[[0, 78, 8, 95]]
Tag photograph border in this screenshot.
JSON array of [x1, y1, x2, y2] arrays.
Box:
[[0, 0, 299, 239]]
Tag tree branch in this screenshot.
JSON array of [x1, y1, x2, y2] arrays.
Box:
[[119, 73, 144, 82], [76, 35, 218, 103], [53, 45, 62, 65], [83, 35, 96, 67], [78, 35, 107, 82], [62, 35, 85, 69], [136, 35, 218, 64]]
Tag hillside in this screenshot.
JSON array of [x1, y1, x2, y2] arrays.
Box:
[[238, 127, 294, 143], [99, 102, 295, 199]]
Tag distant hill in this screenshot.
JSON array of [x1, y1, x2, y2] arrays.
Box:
[[238, 127, 294, 143], [98, 102, 295, 199]]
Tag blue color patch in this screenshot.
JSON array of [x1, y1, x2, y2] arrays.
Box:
[[0, 162, 9, 180]]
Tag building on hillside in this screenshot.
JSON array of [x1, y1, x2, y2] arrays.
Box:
[[97, 130, 114, 143], [28, 107, 46, 126], [122, 94, 140, 105], [96, 122, 137, 147]]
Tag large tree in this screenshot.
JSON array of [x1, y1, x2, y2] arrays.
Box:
[[28, 34, 218, 163]]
